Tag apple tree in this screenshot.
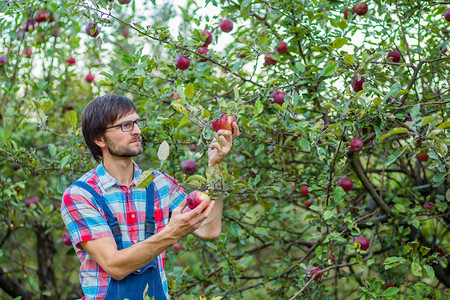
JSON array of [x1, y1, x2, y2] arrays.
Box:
[[0, 0, 449, 299]]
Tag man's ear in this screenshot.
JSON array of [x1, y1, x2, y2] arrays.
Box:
[[94, 136, 106, 148]]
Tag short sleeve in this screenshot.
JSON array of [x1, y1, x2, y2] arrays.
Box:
[[161, 173, 186, 212], [61, 186, 113, 249]]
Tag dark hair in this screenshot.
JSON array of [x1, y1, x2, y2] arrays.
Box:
[[81, 94, 137, 162]]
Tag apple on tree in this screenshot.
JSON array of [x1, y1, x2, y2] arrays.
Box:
[[186, 190, 210, 210], [0, 55, 6, 66], [220, 19, 233, 32], [304, 200, 313, 209], [387, 50, 401, 63], [197, 46, 208, 62], [61, 231, 72, 246], [66, 57, 76, 65], [349, 138, 364, 152], [119, 0, 132, 4], [171, 92, 180, 99], [352, 2, 368, 16], [34, 10, 48, 23], [175, 55, 190, 70], [444, 9, 450, 22], [276, 42, 288, 54], [25, 197, 38, 208], [337, 177, 353, 191], [85, 22, 100, 38], [212, 114, 237, 133], [23, 47, 32, 58], [354, 236, 369, 251], [343, 9, 350, 19], [264, 51, 277, 65], [24, 19, 35, 32], [172, 242, 183, 254], [270, 91, 286, 105], [416, 150, 428, 162], [200, 30, 212, 46], [181, 160, 197, 175], [189, 143, 197, 152], [351, 75, 366, 92], [423, 202, 434, 210], [12, 164, 20, 171], [85, 74, 94, 83], [306, 265, 323, 280], [301, 185, 309, 196]]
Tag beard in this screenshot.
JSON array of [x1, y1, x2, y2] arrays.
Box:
[[104, 135, 143, 158]]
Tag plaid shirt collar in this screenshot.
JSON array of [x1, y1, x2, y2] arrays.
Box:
[[95, 161, 142, 192]]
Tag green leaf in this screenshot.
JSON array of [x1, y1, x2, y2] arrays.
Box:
[[185, 175, 207, 185], [411, 262, 422, 277], [184, 83, 195, 99], [343, 54, 354, 66], [172, 102, 188, 116], [332, 37, 348, 49], [383, 287, 399, 297], [323, 210, 336, 220], [420, 115, 436, 126], [60, 155, 71, 169], [231, 58, 245, 73], [385, 146, 407, 166], [333, 186, 345, 205], [437, 121, 450, 129], [67, 110, 77, 128], [384, 256, 407, 270], [295, 62, 305, 74], [136, 171, 155, 188], [254, 100, 263, 116], [379, 128, 408, 141], [48, 144, 57, 158], [423, 265, 435, 279]]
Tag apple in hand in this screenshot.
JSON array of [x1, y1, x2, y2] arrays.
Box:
[[337, 177, 353, 191], [220, 19, 233, 32], [212, 114, 237, 132], [181, 159, 197, 175], [354, 236, 369, 250], [61, 231, 72, 246], [387, 50, 401, 63], [349, 138, 363, 152], [186, 190, 210, 210], [175, 55, 190, 70]]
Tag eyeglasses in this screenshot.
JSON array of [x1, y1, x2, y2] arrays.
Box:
[[105, 118, 147, 132]]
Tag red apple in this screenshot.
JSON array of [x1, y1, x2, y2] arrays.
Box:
[[386, 281, 395, 288], [171, 92, 180, 99], [264, 51, 277, 65], [122, 27, 130, 38], [61, 231, 72, 246], [200, 30, 212, 46], [349, 138, 364, 152], [25, 197, 38, 208], [355, 236, 369, 250], [344, 9, 350, 19], [172, 242, 183, 254], [212, 114, 237, 132], [444, 9, 450, 22], [304, 200, 313, 209], [85, 74, 94, 83], [197, 46, 208, 62], [119, 0, 131, 4], [220, 19, 233, 32], [337, 177, 353, 191], [270, 90, 286, 105], [387, 50, 401, 63], [23, 47, 32, 58], [351, 75, 366, 92], [175, 55, 190, 70], [189, 143, 197, 152], [276, 42, 288, 54], [85, 22, 100, 37], [34, 9, 48, 22], [181, 159, 197, 175], [51, 28, 60, 37], [301, 185, 309, 196], [0, 55, 6, 66], [423, 202, 434, 210], [416, 150, 428, 162], [66, 57, 76, 65], [186, 190, 210, 210], [12, 164, 20, 171], [306, 265, 323, 280], [352, 2, 368, 16], [24, 19, 35, 32], [48, 12, 56, 22]]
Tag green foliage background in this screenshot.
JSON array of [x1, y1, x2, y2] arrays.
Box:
[[0, 0, 448, 299]]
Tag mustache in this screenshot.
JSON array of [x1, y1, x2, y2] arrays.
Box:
[[130, 136, 142, 143]]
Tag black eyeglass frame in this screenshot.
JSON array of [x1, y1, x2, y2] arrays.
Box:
[[105, 118, 147, 132]]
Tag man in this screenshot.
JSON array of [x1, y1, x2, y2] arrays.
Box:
[[61, 94, 238, 299]]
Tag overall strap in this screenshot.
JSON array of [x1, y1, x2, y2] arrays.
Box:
[[145, 182, 156, 239], [71, 181, 124, 250]]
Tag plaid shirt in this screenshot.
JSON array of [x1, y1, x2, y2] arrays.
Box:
[[61, 162, 185, 299]]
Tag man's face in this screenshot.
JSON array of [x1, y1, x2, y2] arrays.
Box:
[[103, 112, 143, 158]]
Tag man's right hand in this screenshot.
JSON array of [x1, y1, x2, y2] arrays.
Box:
[[166, 198, 215, 240]]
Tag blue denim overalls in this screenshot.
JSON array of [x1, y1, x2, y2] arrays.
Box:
[[72, 181, 167, 300]]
